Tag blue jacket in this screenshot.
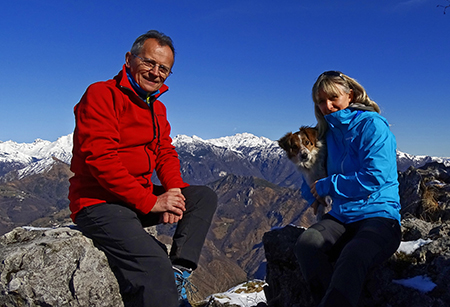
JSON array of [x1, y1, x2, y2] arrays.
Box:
[[301, 108, 401, 224]]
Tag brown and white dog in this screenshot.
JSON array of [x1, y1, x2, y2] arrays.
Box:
[[278, 126, 331, 220]]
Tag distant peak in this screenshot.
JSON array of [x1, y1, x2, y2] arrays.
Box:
[[173, 133, 276, 149]]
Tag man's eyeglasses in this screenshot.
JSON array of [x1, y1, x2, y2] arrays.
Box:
[[320, 71, 345, 81], [132, 54, 172, 77]]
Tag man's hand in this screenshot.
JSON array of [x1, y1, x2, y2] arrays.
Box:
[[160, 212, 182, 224], [151, 188, 186, 224]]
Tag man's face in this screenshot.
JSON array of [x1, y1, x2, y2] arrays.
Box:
[[125, 38, 174, 93]]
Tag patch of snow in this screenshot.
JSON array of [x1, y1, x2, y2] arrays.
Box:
[[397, 239, 433, 255], [393, 275, 437, 293], [22, 226, 54, 231], [206, 280, 267, 307]]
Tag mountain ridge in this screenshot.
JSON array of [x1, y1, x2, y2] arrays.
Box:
[[1, 133, 449, 183]]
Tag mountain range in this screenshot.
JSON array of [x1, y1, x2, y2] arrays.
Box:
[[0, 133, 449, 298], [1, 132, 448, 184]]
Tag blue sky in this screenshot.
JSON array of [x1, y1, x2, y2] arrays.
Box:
[[1, 0, 449, 157]]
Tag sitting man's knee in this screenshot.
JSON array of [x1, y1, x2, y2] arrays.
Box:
[[182, 186, 217, 218], [200, 186, 218, 214], [201, 186, 218, 204]]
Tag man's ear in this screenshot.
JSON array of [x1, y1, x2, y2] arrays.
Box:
[[125, 52, 132, 69]]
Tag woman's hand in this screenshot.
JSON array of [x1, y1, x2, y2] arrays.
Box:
[[310, 181, 319, 199], [310, 181, 329, 208]]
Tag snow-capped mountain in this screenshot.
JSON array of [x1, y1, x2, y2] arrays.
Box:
[[0, 135, 72, 164], [396, 150, 450, 172], [171, 133, 298, 187], [0, 133, 448, 182], [0, 135, 72, 180], [172, 133, 282, 163]]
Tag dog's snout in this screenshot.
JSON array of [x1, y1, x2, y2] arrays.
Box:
[[301, 153, 309, 160]]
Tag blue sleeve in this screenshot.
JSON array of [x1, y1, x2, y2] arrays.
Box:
[[301, 178, 316, 206], [316, 116, 397, 199]]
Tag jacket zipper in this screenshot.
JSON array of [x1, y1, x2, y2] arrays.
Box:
[[338, 110, 364, 173]]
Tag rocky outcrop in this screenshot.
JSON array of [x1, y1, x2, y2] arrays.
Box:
[[5, 220, 450, 307], [262, 225, 311, 307], [399, 162, 450, 221], [0, 226, 123, 307]]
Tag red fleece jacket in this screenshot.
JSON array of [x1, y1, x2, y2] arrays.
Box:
[[68, 65, 188, 222]]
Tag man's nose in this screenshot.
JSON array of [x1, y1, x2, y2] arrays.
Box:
[[148, 66, 160, 76]]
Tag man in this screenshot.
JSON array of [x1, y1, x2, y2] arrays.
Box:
[[69, 30, 217, 307]]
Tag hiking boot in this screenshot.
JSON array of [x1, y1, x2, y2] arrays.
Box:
[[173, 265, 197, 307]]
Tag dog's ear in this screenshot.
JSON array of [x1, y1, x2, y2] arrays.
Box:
[[278, 132, 293, 150]]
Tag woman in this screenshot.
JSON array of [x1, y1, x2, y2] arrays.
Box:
[[295, 71, 402, 307]]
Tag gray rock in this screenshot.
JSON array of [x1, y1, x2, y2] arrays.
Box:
[[399, 162, 450, 221], [0, 226, 123, 307], [262, 225, 311, 307]]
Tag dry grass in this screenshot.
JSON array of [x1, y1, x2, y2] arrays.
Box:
[[420, 180, 440, 221]]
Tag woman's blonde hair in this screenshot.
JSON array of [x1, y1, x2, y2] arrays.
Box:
[[312, 71, 380, 138]]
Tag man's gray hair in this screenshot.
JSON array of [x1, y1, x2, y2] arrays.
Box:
[[130, 30, 175, 57]]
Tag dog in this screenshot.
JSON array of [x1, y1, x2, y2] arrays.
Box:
[[278, 126, 331, 220]]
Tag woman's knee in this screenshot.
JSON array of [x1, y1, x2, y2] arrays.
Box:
[[295, 228, 325, 260]]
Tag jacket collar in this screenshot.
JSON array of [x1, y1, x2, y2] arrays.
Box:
[[325, 108, 360, 129]]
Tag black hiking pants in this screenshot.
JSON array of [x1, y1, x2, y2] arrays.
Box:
[[294, 214, 401, 307], [75, 185, 217, 307]]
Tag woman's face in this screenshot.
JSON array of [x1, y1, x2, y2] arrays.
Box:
[[316, 87, 353, 116]]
